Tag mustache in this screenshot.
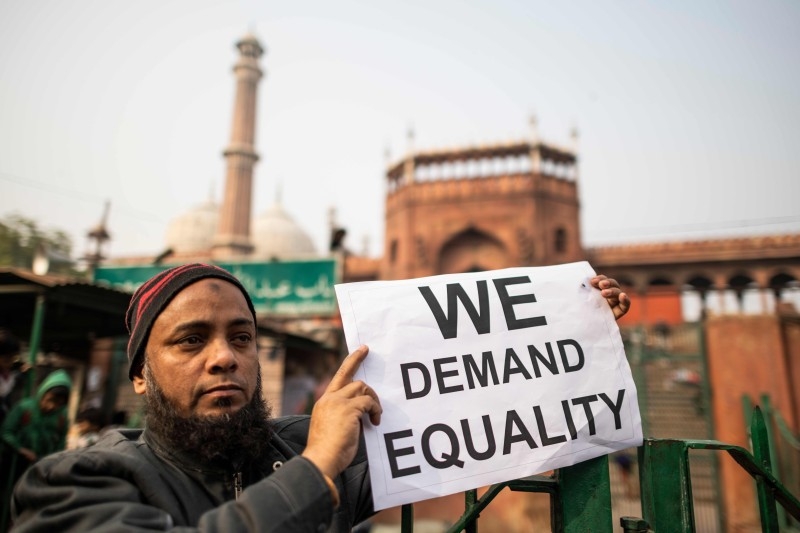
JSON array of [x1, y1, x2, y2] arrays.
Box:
[[192, 381, 247, 409]]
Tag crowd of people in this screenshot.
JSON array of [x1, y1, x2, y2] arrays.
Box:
[[0, 264, 630, 532], [0, 331, 131, 531]]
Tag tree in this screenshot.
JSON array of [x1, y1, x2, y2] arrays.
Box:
[[0, 214, 74, 274]]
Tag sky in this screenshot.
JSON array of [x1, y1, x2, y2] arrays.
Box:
[[1, 0, 799, 263]]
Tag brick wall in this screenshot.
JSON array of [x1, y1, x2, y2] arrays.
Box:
[[705, 315, 795, 532]]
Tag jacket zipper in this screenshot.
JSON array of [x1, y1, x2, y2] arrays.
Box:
[[234, 472, 243, 500]]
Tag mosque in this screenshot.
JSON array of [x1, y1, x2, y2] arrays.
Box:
[[110, 33, 318, 265]]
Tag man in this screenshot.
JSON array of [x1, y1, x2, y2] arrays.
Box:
[[10, 264, 630, 532]]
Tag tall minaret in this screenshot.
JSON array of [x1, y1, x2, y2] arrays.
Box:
[[213, 32, 264, 258]]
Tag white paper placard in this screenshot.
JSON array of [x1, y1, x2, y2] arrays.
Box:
[[335, 261, 642, 510]]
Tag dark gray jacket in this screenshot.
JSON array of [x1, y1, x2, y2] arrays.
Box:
[[11, 415, 373, 532]]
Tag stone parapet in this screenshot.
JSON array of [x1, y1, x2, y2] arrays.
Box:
[[386, 173, 576, 210], [588, 233, 800, 266]]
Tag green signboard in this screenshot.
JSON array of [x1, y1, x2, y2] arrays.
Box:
[[94, 259, 339, 316]]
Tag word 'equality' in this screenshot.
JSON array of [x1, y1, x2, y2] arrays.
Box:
[[383, 389, 627, 478]]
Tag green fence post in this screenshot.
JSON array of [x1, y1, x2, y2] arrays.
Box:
[[553, 455, 613, 533], [23, 293, 46, 398], [758, 396, 779, 475], [758, 395, 788, 529], [751, 407, 779, 532], [639, 439, 696, 533], [464, 489, 478, 533]]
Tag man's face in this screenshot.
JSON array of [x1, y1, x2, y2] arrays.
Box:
[[133, 279, 258, 418]]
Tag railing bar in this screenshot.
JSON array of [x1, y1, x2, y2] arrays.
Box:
[[401, 504, 413, 533], [752, 407, 781, 532], [405, 432, 800, 532], [465, 489, 477, 533], [680, 440, 800, 519], [760, 395, 791, 529], [446, 483, 508, 533]]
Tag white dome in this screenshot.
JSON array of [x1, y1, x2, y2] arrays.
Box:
[[165, 201, 219, 253], [253, 202, 317, 259]]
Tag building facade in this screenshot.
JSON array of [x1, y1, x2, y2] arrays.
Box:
[[344, 133, 800, 329], [381, 126, 582, 280]]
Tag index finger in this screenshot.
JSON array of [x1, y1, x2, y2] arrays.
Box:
[[328, 345, 369, 391]]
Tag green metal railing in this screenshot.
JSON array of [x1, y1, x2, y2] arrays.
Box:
[[398, 406, 800, 532], [398, 453, 613, 533], [744, 394, 800, 531]]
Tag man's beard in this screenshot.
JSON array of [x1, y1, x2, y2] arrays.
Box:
[[143, 362, 273, 466]]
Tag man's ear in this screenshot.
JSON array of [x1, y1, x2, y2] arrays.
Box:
[[132, 367, 147, 395]]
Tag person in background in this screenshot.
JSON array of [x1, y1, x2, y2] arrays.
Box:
[[0, 330, 27, 428], [9, 264, 630, 532], [67, 407, 106, 450], [1, 369, 72, 531], [612, 450, 637, 499]]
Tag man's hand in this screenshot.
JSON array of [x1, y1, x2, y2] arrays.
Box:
[[591, 275, 631, 320], [302, 345, 382, 480]]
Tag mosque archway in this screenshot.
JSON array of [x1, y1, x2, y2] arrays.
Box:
[[438, 228, 509, 274]]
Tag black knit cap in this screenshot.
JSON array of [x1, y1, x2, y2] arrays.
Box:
[[125, 263, 257, 380]]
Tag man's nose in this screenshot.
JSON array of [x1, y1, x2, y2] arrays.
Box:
[[206, 338, 239, 373]]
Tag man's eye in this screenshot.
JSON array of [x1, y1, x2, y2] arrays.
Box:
[[180, 335, 203, 345], [232, 333, 252, 344]]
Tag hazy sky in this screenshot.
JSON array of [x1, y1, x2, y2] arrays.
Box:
[[1, 0, 799, 262]]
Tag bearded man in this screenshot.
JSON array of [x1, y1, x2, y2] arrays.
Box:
[[9, 263, 630, 532]]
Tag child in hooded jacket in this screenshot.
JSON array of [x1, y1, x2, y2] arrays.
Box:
[[0, 369, 72, 529]]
